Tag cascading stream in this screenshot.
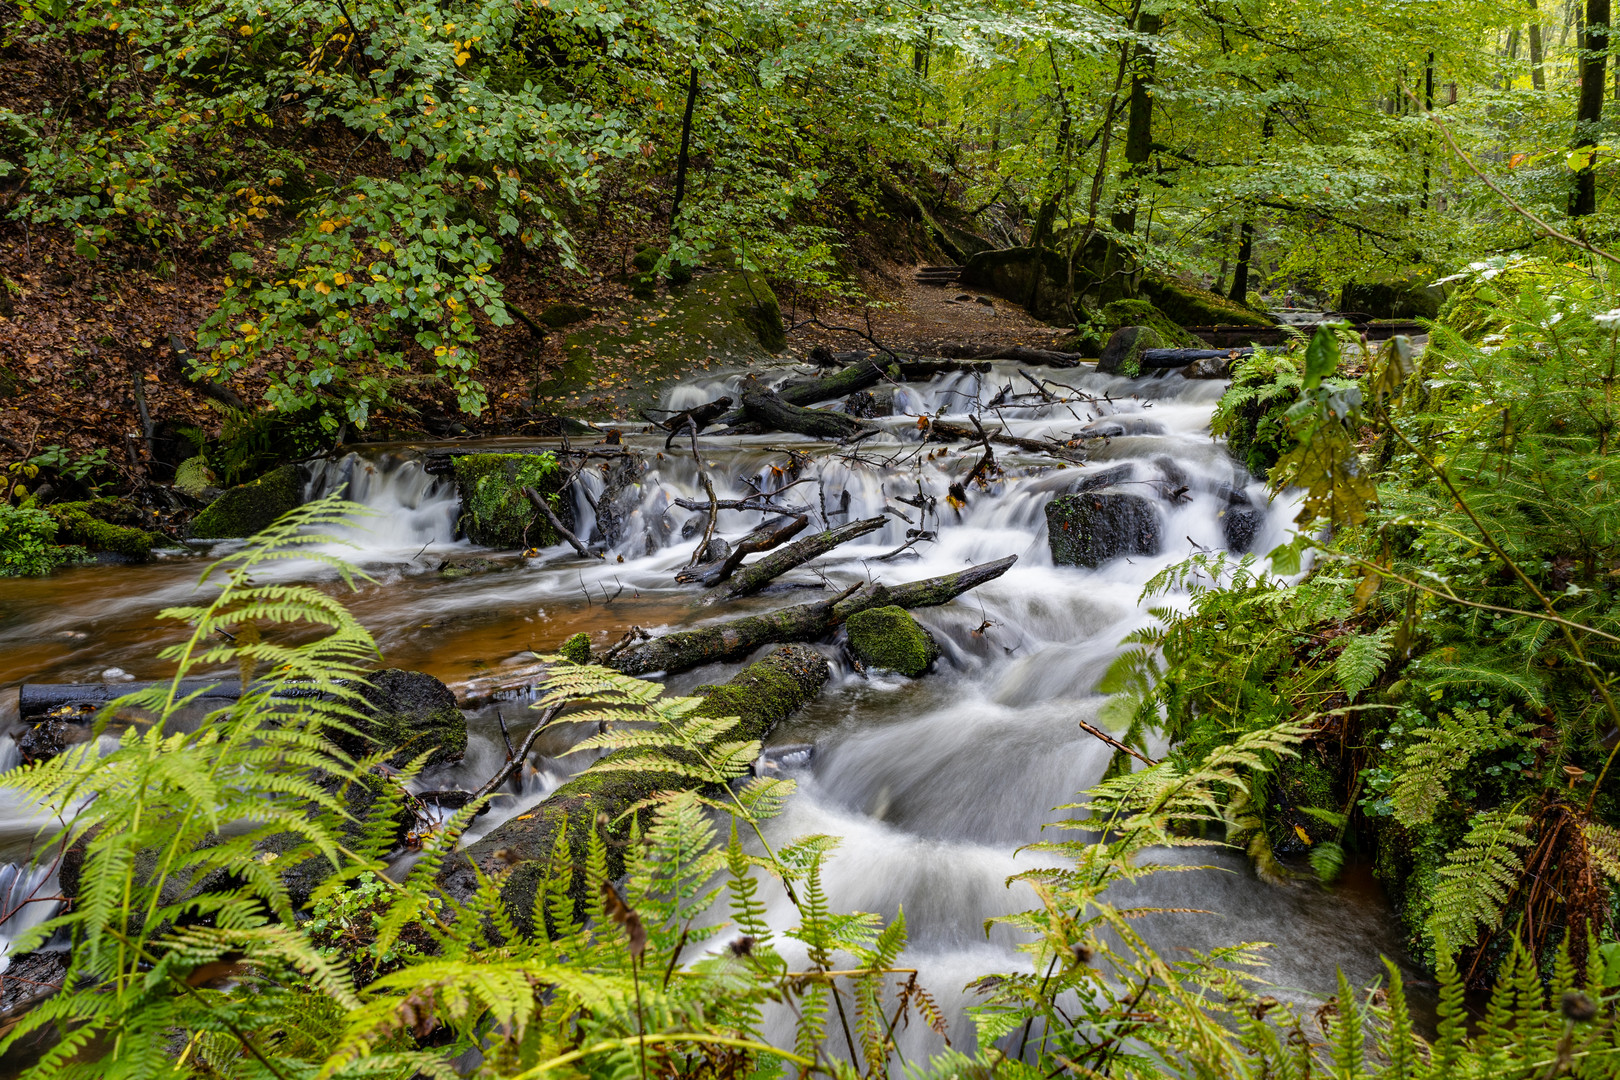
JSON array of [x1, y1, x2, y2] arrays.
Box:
[[0, 359, 1413, 1031]]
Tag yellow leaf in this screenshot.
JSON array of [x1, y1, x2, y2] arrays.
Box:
[[1293, 825, 1312, 844]]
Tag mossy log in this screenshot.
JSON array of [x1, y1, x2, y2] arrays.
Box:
[[437, 644, 831, 928], [700, 515, 887, 605], [611, 554, 1017, 676], [739, 382, 875, 441]]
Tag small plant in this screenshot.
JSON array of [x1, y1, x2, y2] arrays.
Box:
[[0, 502, 75, 576], [27, 445, 113, 495], [307, 872, 438, 987]]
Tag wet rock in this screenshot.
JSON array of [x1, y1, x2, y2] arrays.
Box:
[[1066, 464, 1136, 494], [337, 669, 467, 769], [0, 950, 67, 1017], [698, 537, 731, 563], [1180, 353, 1234, 379], [438, 556, 497, 579], [190, 464, 303, 538], [1046, 492, 1163, 568], [845, 606, 940, 677], [558, 632, 591, 665], [594, 453, 645, 550], [1220, 501, 1266, 553], [15, 716, 94, 763], [451, 452, 573, 549], [1080, 416, 1164, 438], [1096, 326, 1162, 377], [846, 387, 896, 418]]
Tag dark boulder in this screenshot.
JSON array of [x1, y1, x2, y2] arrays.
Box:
[[1097, 326, 1162, 377], [1220, 501, 1266, 553], [338, 669, 467, 769], [190, 464, 303, 539], [1046, 492, 1163, 568]]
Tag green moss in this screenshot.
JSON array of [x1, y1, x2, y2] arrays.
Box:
[[47, 498, 157, 560], [191, 464, 302, 538], [1435, 257, 1586, 342], [1141, 272, 1274, 328], [559, 632, 591, 664], [1097, 299, 1203, 348], [538, 303, 595, 328], [451, 452, 564, 549], [844, 606, 941, 677]]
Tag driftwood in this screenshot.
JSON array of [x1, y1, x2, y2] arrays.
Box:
[[438, 644, 832, 928], [674, 514, 809, 587], [643, 396, 734, 451], [739, 382, 874, 441], [523, 486, 597, 558], [19, 678, 246, 717], [610, 554, 1018, 676], [699, 515, 888, 605]]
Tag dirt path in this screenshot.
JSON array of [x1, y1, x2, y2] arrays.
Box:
[[790, 263, 1070, 356]]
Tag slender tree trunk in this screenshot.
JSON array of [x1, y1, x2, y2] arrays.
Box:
[[669, 64, 701, 228], [1531, 0, 1546, 90], [1422, 53, 1435, 210], [1227, 221, 1254, 304], [1026, 40, 1076, 315], [1110, 12, 1162, 240], [1572, 0, 1611, 218]]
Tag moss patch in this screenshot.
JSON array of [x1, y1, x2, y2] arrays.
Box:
[[48, 498, 157, 560], [340, 669, 467, 769], [1141, 272, 1273, 328], [845, 605, 940, 677], [558, 632, 591, 665], [543, 270, 785, 418], [191, 464, 302, 538], [539, 303, 595, 328], [1098, 299, 1202, 347], [451, 452, 568, 549]]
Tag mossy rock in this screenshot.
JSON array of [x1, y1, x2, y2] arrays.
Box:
[[191, 464, 303, 538], [558, 632, 591, 665], [1141, 272, 1274, 328], [543, 270, 786, 418], [451, 452, 571, 549], [1046, 492, 1163, 568], [1434, 257, 1588, 342], [1211, 353, 1307, 478], [1099, 299, 1202, 348], [339, 669, 467, 769], [47, 498, 157, 561], [1339, 266, 1442, 320], [1097, 325, 1162, 377], [845, 606, 940, 677], [539, 303, 595, 328]]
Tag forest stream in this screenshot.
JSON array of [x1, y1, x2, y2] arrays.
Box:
[[0, 355, 1422, 1045]]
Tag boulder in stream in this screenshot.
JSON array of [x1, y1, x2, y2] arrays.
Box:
[[190, 464, 303, 538], [1096, 326, 1162, 377], [338, 669, 467, 768], [845, 606, 940, 677], [1046, 492, 1163, 568], [451, 452, 574, 549]]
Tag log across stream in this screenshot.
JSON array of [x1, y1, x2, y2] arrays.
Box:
[[0, 356, 1422, 1043]]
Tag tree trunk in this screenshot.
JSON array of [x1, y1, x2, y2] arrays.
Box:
[[669, 64, 701, 227], [700, 516, 887, 605], [738, 382, 874, 441], [1227, 220, 1254, 303], [609, 555, 1018, 677], [1531, 1, 1545, 91], [438, 644, 831, 931], [1572, 0, 1610, 219], [1110, 12, 1162, 240]]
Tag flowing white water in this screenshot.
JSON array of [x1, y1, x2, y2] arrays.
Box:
[[0, 358, 1414, 1039]]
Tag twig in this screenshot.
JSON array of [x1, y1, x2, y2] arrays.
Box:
[[523, 485, 597, 559], [1077, 718, 1158, 768], [470, 703, 565, 802]]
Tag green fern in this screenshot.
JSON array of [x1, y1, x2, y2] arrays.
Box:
[[1334, 624, 1395, 701], [1426, 805, 1536, 955]]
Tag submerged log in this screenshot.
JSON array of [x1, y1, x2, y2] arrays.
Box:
[[1141, 347, 1253, 368], [611, 554, 1018, 676], [700, 515, 888, 605], [739, 382, 874, 441], [437, 644, 831, 929], [674, 514, 809, 587]]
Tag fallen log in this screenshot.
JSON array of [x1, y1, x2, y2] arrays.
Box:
[[700, 515, 888, 605], [934, 342, 1083, 366], [611, 554, 1018, 676], [642, 396, 734, 451], [1141, 347, 1253, 368], [740, 382, 875, 441], [674, 514, 809, 587], [437, 644, 831, 928], [20, 678, 247, 717]]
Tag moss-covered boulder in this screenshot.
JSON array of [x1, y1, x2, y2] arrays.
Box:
[[1097, 326, 1163, 377], [1434, 256, 1588, 342], [1140, 272, 1274, 328], [1339, 266, 1442, 320], [540, 270, 786, 418], [1046, 492, 1163, 568], [190, 464, 302, 538], [538, 303, 595, 328], [845, 606, 940, 677], [48, 498, 157, 561], [1210, 352, 1307, 478], [338, 669, 467, 769], [451, 452, 573, 549]]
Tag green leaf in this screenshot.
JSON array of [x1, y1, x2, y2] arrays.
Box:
[[1302, 325, 1340, 390]]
